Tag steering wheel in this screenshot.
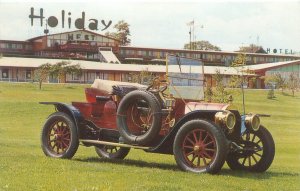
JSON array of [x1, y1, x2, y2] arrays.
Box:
[[146, 77, 168, 94]]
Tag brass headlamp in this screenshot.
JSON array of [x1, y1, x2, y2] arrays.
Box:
[[215, 111, 236, 130], [245, 114, 260, 131]]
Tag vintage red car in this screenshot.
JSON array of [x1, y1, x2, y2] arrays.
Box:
[[40, 55, 275, 174]]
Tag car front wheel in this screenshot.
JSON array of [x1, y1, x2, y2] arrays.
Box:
[[226, 125, 275, 172], [173, 119, 228, 174]]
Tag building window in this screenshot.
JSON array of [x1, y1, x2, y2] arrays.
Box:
[[195, 54, 201, 59], [17, 44, 23, 49], [2, 69, 9, 78], [120, 49, 125, 55], [96, 72, 101, 79], [211, 54, 216, 60], [72, 72, 80, 81], [160, 51, 165, 58], [103, 73, 108, 80], [121, 73, 129, 82], [26, 70, 31, 79], [25, 45, 32, 50], [95, 72, 108, 80]]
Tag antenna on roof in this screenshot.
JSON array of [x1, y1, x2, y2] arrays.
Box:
[[44, 19, 49, 35]]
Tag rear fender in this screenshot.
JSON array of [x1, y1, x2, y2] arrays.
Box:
[[40, 102, 85, 137], [148, 110, 220, 154]]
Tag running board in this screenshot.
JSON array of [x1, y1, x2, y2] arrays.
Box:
[[80, 139, 150, 150]]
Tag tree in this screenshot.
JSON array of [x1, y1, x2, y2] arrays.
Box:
[[263, 73, 287, 95], [274, 73, 286, 93], [129, 70, 154, 85], [51, 61, 82, 83], [212, 69, 229, 103], [231, 53, 246, 67], [237, 44, 266, 53], [287, 72, 299, 96], [34, 63, 52, 90], [105, 20, 131, 46], [35, 62, 82, 89], [183, 40, 221, 51], [263, 75, 277, 99], [228, 75, 242, 88], [204, 85, 213, 102]]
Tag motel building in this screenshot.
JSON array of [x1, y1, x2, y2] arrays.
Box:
[[0, 29, 300, 88]]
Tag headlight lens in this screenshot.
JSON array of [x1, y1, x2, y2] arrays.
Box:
[[245, 114, 260, 131], [215, 111, 236, 130]]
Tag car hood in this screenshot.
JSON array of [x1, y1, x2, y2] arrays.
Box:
[[185, 102, 230, 114]]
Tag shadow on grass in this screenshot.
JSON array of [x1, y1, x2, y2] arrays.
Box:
[[74, 157, 299, 178], [267, 97, 278, 101], [66, 86, 76, 89], [282, 92, 293, 97], [281, 92, 300, 98], [74, 157, 180, 171], [221, 168, 299, 179]]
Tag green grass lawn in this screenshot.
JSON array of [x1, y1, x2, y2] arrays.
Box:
[[0, 82, 299, 191]]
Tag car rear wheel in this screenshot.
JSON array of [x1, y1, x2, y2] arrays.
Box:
[[41, 112, 79, 159], [226, 126, 275, 172], [173, 119, 228, 174], [95, 145, 130, 159]]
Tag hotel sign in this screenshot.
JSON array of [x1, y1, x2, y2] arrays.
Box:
[[29, 7, 112, 31], [266, 48, 294, 55]]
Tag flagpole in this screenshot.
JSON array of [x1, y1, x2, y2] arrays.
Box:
[[189, 26, 192, 50], [192, 19, 194, 50]]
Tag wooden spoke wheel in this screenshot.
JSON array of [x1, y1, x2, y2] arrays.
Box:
[[182, 129, 217, 169], [95, 145, 130, 159], [41, 112, 79, 159], [173, 120, 228, 174], [226, 126, 275, 172]]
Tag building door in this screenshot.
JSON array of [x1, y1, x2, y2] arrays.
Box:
[[256, 78, 261, 89]]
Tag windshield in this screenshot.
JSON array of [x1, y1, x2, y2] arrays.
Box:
[[166, 54, 205, 101]]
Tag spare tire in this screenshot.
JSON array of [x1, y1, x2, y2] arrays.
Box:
[[117, 90, 162, 145]]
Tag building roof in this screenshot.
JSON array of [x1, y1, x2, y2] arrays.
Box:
[[7, 56, 297, 76], [244, 60, 300, 72], [0, 57, 242, 75]]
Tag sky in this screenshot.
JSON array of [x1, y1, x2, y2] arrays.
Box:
[[0, 0, 299, 53]]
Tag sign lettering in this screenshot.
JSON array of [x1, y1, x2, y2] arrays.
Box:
[[266, 48, 293, 55], [29, 7, 112, 31]]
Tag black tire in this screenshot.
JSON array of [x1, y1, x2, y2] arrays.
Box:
[[226, 125, 275, 172], [41, 112, 79, 159], [142, 90, 164, 109], [117, 90, 162, 145], [173, 119, 228, 174], [94, 146, 130, 159]]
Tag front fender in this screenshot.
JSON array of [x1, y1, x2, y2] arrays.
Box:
[[40, 102, 85, 137], [148, 110, 221, 154]]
